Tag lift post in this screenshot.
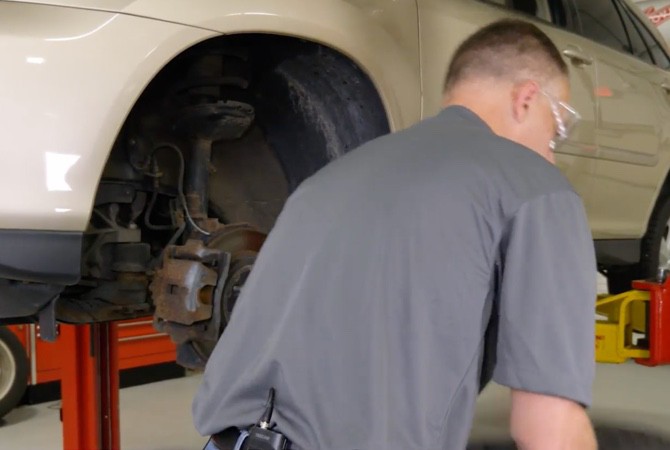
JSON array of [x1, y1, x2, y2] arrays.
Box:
[[631, 277, 670, 366], [60, 323, 120, 450], [596, 274, 670, 366]]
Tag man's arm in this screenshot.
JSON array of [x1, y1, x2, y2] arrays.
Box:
[[491, 190, 598, 448], [510, 390, 596, 450]]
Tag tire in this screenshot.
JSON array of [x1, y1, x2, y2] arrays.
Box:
[[255, 47, 390, 193], [607, 195, 670, 294], [0, 327, 28, 419], [467, 427, 670, 449]]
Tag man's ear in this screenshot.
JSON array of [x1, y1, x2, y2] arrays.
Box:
[[511, 80, 540, 123]]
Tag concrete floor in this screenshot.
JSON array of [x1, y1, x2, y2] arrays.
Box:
[[0, 373, 207, 450], [0, 363, 669, 449], [470, 363, 670, 445]]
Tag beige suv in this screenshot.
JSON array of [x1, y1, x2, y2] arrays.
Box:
[[1, 0, 669, 365]]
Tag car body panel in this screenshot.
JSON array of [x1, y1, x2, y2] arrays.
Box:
[[1, 0, 670, 256], [12, 0, 422, 128], [2, 0, 422, 130], [0, 2, 215, 231], [0, 0, 420, 232], [567, 0, 670, 238], [418, 0, 602, 231], [0, 0, 132, 8], [586, 49, 670, 238], [416, 0, 670, 241], [596, 57, 662, 166]]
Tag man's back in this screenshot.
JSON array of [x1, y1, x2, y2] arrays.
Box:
[[192, 106, 594, 449]]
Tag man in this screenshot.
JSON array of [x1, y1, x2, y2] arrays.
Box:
[[193, 19, 598, 450]]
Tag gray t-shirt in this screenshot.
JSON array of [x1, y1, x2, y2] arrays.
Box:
[[192, 106, 596, 450]]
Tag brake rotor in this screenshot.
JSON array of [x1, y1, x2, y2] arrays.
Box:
[[189, 224, 265, 362]]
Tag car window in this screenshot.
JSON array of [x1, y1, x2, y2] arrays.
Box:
[[548, 0, 573, 29], [622, 4, 670, 69], [572, 0, 632, 54], [615, 0, 656, 64], [482, 0, 553, 22]]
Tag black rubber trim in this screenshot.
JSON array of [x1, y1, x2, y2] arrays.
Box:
[[0, 230, 82, 284], [0, 281, 62, 321], [595, 239, 641, 266]]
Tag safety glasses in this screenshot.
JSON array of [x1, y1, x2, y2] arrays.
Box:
[[540, 90, 581, 150]]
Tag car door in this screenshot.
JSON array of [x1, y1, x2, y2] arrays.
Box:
[[527, 0, 601, 211], [571, 0, 661, 163], [567, 0, 670, 239], [528, 0, 602, 219], [417, 0, 599, 219]]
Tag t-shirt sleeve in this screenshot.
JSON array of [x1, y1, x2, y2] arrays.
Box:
[[492, 190, 596, 407]]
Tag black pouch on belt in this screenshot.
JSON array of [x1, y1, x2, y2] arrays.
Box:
[[211, 428, 242, 450], [243, 387, 291, 449]]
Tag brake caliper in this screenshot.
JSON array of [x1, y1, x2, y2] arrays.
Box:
[[150, 239, 230, 367]]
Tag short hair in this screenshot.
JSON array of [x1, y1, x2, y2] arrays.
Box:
[[443, 19, 568, 93]]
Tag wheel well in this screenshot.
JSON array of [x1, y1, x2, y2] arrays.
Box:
[[58, 34, 391, 325], [100, 34, 390, 228], [123, 33, 390, 154], [71, 34, 391, 323], [601, 168, 670, 292], [651, 169, 670, 216], [634, 167, 670, 257]]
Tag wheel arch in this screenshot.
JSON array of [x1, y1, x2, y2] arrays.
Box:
[[89, 16, 419, 230], [91, 29, 403, 213], [635, 163, 670, 252], [1, 3, 420, 233]]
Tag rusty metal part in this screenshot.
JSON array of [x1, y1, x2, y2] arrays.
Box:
[[56, 291, 152, 324], [185, 138, 213, 224], [179, 103, 255, 233], [164, 53, 255, 237], [174, 102, 254, 142], [185, 192, 207, 221], [111, 243, 150, 273], [57, 268, 151, 324], [222, 251, 256, 324], [188, 226, 265, 363], [152, 224, 265, 368], [154, 260, 215, 323], [209, 126, 289, 234], [150, 239, 230, 327], [206, 223, 266, 254], [208, 225, 265, 333]]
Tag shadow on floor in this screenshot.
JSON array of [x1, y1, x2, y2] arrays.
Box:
[[0, 406, 39, 427]]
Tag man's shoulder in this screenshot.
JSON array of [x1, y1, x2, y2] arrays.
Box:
[[294, 105, 576, 209], [472, 130, 577, 206]]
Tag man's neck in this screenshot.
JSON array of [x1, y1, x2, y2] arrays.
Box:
[[442, 85, 510, 139]]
